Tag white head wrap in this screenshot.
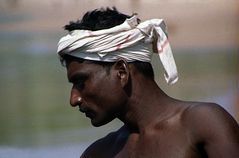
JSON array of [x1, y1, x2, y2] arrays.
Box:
[[57, 15, 178, 84]]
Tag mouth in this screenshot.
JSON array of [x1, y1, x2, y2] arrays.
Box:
[[79, 107, 95, 118], [85, 111, 95, 118]]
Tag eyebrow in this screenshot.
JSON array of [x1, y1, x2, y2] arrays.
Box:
[[68, 73, 88, 83]]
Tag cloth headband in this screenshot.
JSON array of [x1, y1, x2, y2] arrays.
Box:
[[57, 16, 178, 84]]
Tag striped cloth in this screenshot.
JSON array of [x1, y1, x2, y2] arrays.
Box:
[[57, 15, 178, 85]]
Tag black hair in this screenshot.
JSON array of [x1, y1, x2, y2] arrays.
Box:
[[62, 7, 154, 79], [64, 7, 131, 31]]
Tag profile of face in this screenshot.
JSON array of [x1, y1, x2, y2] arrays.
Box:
[[66, 60, 128, 127]]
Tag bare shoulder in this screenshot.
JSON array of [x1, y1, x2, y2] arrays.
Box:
[[182, 102, 239, 157], [80, 126, 128, 158], [182, 102, 239, 138]]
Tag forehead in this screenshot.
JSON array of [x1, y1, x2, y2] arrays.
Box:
[[66, 60, 103, 78]]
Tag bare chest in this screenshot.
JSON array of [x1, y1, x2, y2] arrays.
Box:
[[114, 129, 199, 158]]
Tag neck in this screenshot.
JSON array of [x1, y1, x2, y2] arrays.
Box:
[[118, 74, 177, 133]]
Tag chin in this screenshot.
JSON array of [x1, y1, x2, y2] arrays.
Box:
[[91, 120, 106, 127], [90, 117, 114, 127]]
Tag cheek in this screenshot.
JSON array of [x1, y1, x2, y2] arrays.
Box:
[[86, 85, 123, 111], [84, 73, 126, 109], [84, 78, 112, 100], [98, 83, 122, 103]]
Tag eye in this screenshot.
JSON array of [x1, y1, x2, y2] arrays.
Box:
[[74, 81, 85, 90], [69, 73, 88, 90], [72, 78, 86, 90]]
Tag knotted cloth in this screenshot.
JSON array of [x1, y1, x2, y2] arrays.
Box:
[[57, 15, 178, 84]]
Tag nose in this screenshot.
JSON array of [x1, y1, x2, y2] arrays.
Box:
[[70, 88, 82, 107]]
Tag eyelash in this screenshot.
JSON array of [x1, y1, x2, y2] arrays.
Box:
[[74, 81, 85, 90], [70, 75, 88, 90]]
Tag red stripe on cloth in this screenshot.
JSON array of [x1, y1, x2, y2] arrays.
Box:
[[115, 34, 131, 51], [158, 39, 169, 54], [87, 30, 94, 36]]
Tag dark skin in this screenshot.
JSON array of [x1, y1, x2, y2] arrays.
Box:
[[66, 59, 239, 158]]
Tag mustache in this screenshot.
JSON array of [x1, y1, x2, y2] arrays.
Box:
[[79, 106, 95, 118], [79, 106, 88, 113], [78, 104, 93, 113]]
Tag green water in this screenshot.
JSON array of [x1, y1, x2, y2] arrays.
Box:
[[0, 31, 238, 147]]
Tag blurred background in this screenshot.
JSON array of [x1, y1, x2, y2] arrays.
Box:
[[0, 0, 238, 157]]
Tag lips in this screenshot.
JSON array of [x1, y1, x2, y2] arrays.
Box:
[[85, 111, 95, 118], [79, 106, 95, 118], [79, 106, 88, 113]]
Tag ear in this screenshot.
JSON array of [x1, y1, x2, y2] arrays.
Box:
[[113, 59, 129, 87]]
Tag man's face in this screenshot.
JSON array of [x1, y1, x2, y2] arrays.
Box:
[[66, 60, 127, 127]]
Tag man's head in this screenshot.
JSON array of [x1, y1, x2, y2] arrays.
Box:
[[60, 7, 155, 126], [61, 7, 155, 79], [57, 7, 178, 126]]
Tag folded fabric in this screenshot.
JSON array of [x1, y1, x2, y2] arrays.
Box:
[[57, 15, 178, 85]]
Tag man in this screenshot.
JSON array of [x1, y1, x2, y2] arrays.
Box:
[[57, 7, 239, 158]]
